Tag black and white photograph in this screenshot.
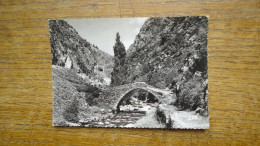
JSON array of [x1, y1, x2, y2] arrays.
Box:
[[48, 16, 209, 129]]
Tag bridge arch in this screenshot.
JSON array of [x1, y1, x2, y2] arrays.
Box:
[[114, 88, 161, 112]]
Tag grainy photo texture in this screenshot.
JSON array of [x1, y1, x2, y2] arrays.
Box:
[[48, 16, 209, 129]]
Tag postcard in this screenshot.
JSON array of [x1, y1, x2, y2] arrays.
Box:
[[48, 16, 209, 129]]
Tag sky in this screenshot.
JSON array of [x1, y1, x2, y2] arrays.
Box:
[[65, 17, 148, 56]]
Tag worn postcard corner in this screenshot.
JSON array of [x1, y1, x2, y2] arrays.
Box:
[[48, 16, 209, 129]]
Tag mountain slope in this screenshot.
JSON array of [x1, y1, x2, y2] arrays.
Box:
[[48, 20, 113, 85], [49, 20, 115, 125], [114, 16, 209, 112], [52, 65, 102, 126]]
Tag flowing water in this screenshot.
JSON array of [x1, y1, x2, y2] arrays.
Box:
[[81, 111, 146, 127]]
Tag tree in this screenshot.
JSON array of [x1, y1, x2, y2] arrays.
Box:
[[114, 32, 126, 65], [111, 32, 127, 86]]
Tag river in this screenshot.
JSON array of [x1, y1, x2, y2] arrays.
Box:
[[81, 111, 146, 127]]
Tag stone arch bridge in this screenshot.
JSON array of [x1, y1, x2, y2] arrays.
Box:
[[97, 82, 173, 112]]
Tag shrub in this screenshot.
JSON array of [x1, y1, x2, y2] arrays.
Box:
[[156, 106, 166, 124], [63, 98, 79, 123], [175, 76, 207, 111]]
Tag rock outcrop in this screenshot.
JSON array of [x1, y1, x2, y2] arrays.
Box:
[[48, 20, 113, 85]]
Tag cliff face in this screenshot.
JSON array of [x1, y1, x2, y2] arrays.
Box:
[[116, 16, 208, 112], [48, 20, 113, 85]]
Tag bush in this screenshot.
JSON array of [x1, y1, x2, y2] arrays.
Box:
[[175, 76, 207, 111], [97, 67, 103, 72], [63, 99, 79, 123], [79, 105, 113, 122], [156, 106, 166, 124], [166, 115, 173, 129]]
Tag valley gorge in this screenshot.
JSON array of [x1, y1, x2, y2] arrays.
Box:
[[49, 17, 209, 128]]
